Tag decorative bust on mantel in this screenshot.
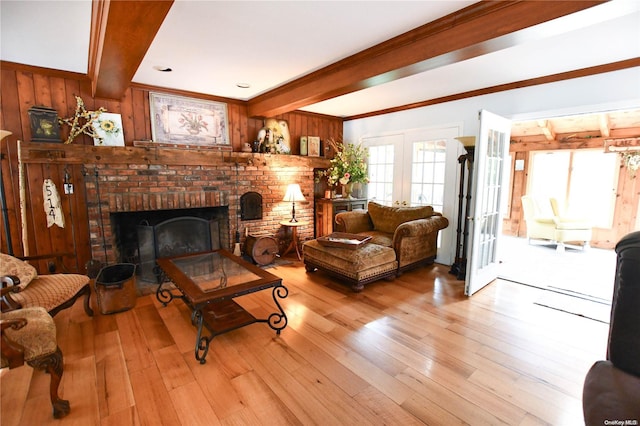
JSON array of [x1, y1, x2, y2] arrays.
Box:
[[257, 118, 290, 154]]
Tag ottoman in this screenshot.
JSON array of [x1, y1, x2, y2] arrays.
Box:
[[302, 239, 397, 292]]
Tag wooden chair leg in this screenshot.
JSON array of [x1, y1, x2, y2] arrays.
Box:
[[48, 284, 94, 317], [28, 347, 70, 419], [81, 284, 94, 317]]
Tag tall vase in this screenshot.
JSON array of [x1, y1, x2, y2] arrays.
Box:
[[342, 182, 354, 199]]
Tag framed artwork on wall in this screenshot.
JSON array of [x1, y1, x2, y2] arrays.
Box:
[[149, 92, 230, 146], [92, 112, 125, 146], [27, 105, 61, 142], [308, 136, 320, 157], [300, 136, 308, 156]]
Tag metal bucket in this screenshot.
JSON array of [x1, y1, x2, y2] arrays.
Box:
[[94, 263, 137, 314]]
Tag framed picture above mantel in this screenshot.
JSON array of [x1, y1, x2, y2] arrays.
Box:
[[149, 92, 230, 147]]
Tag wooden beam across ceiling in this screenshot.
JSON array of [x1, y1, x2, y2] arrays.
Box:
[[536, 120, 556, 141], [89, 0, 173, 100], [599, 113, 611, 138], [247, 0, 605, 118]]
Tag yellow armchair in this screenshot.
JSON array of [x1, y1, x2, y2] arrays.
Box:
[[521, 195, 592, 252]]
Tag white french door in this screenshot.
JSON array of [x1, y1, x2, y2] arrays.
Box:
[[362, 126, 460, 264], [364, 128, 457, 206], [363, 134, 404, 206], [465, 110, 511, 296]]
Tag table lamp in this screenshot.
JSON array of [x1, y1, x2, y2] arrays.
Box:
[[283, 183, 305, 223]]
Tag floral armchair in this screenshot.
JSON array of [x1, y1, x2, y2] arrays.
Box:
[[0, 252, 93, 317], [1, 306, 70, 418]]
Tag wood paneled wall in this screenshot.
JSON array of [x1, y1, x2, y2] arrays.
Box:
[[0, 63, 341, 269]]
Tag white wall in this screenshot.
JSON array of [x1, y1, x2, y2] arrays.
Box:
[[344, 67, 640, 264]]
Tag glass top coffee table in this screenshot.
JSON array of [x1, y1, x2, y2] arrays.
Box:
[[156, 250, 288, 364]]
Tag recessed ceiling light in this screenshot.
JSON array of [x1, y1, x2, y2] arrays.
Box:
[[153, 66, 172, 72], [236, 83, 251, 89]]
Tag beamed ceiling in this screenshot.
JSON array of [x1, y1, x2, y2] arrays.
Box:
[[1, 1, 639, 137], [511, 108, 640, 150]]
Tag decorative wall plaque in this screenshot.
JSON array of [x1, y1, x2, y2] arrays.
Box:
[[28, 105, 61, 142]]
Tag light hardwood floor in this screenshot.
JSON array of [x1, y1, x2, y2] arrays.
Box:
[[1, 260, 609, 425]]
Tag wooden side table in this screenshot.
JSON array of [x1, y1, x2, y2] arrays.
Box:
[[279, 220, 309, 260]]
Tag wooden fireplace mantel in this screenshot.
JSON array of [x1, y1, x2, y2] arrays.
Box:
[[18, 142, 332, 168]]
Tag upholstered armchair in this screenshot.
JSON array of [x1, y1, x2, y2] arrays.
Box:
[[0, 252, 93, 317], [520, 195, 592, 252], [582, 231, 640, 424], [335, 201, 449, 273], [1, 306, 70, 418]]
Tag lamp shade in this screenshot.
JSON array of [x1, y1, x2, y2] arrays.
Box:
[[0, 130, 12, 141], [455, 136, 476, 147], [283, 184, 305, 202]]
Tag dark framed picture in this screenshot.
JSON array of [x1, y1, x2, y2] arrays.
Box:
[[300, 136, 308, 156], [28, 105, 61, 142], [149, 92, 230, 146], [308, 136, 320, 157]]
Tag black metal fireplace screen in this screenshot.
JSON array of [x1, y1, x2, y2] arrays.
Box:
[[137, 217, 222, 282]]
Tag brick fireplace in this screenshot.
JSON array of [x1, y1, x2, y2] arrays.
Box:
[[84, 154, 318, 268]]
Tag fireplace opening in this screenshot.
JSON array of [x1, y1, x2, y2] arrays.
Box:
[[111, 207, 229, 283]]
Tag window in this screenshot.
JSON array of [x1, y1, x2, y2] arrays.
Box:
[[528, 149, 619, 228], [410, 140, 446, 213], [367, 144, 396, 205]]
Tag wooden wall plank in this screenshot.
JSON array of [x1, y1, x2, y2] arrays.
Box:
[[119, 88, 136, 144], [50, 77, 69, 126], [16, 71, 36, 141], [131, 88, 148, 141], [229, 103, 241, 151], [33, 73, 52, 107], [1, 69, 23, 254]]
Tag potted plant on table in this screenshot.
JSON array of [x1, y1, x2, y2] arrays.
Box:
[[318, 139, 369, 198]]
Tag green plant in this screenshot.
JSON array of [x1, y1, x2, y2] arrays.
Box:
[[317, 140, 369, 187]]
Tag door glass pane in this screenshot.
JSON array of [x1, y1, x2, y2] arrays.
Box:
[[477, 129, 505, 269], [367, 144, 395, 205], [410, 140, 446, 211]]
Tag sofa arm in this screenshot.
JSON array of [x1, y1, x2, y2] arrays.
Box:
[[335, 210, 373, 234], [391, 214, 449, 270], [393, 214, 449, 242]]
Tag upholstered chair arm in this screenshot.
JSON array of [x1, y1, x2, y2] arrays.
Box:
[[335, 210, 374, 234], [392, 215, 449, 270], [1, 317, 27, 368], [1, 317, 27, 332], [392, 215, 449, 244]]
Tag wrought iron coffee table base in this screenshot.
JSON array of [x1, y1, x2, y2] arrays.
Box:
[[156, 280, 288, 364]]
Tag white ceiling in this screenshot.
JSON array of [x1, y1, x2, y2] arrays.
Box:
[[1, 1, 639, 118]]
